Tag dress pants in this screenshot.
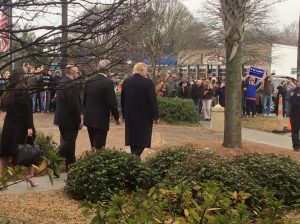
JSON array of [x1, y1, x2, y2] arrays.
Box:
[[87, 127, 108, 150], [58, 127, 78, 165], [130, 146, 145, 157], [290, 112, 300, 151]]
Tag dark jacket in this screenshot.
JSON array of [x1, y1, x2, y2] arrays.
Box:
[[263, 80, 274, 96], [54, 76, 81, 129], [121, 74, 159, 148], [202, 87, 213, 100], [83, 73, 119, 131], [0, 86, 35, 157], [290, 87, 300, 115], [191, 84, 204, 100], [218, 86, 225, 107]]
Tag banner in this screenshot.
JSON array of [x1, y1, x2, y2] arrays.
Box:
[[0, 3, 10, 53], [249, 67, 265, 79]]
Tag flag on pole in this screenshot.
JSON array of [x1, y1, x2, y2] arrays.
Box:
[[0, 2, 10, 53]]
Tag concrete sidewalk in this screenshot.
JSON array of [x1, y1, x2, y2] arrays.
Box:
[[0, 173, 67, 195], [200, 120, 293, 150]]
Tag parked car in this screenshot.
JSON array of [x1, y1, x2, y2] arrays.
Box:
[[271, 76, 297, 113]]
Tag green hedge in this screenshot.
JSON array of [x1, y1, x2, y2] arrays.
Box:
[[157, 97, 198, 123], [146, 147, 300, 207], [65, 150, 154, 202]]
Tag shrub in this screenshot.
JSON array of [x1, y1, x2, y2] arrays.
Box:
[[157, 97, 198, 123], [84, 180, 291, 224], [231, 153, 300, 205], [144, 145, 198, 183], [35, 131, 57, 154], [65, 150, 154, 202]]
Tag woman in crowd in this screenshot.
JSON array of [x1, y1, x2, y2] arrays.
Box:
[[244, 76, 262, 117], [202, 79, 213, 121], [0, 68, 38, 188]]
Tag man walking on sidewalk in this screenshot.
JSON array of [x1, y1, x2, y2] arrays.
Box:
[[54, 65, 82, 171], [83, 59, 121, 150]]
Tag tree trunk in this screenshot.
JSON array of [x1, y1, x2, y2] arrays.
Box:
[[223, 41, 242, 148]]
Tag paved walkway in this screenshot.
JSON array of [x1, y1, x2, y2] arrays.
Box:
[[0, 114, 294, 194]]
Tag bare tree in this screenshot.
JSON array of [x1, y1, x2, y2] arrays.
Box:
[[0, 0, 149, 75]]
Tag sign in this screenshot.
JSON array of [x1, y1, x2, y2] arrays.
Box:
[[249, 67, 265, 79]]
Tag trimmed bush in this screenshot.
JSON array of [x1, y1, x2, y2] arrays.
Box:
[[35, 131, 57, 154], [65, 150, 154, 202], [231, 153, 300, 205], [157, 97, 198, 123], [145, 147, 300, 207]]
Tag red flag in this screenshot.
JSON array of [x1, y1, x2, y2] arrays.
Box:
[[0, 9, 9, 53]]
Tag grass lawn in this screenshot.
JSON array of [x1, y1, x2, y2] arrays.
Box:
[[242, 115, 290, 133]]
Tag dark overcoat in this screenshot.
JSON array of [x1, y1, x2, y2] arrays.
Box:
[[83, 73, 119, 131], [121, 74, 159, 148], [54, 76, 81, 129], [0, 86, 35, 158]]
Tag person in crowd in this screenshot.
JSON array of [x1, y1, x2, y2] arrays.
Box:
[[39, 68, 52, 113], [191, 79, 204, 116], [83, 59, 121, 150], [289, 79, 300, 152], [121, 62, 159, 157], [262, 75, 274, 116], [54, 65, 82, 172], [202, 79, 213, 121], [178, 77, 191, 99], [51, 70, 62, 112], [31, 67, 42, 113], [211, 78, 220, 106], [241, 76, 247, 115], [276, 80, 287, 116], [256, 86, 263, 115], [156, 75, 169, 97], [0, 68, 38, 187], [285, 80, 296, 117], [165, 75, 178, 97], [244, 76, 262, 117], [218, 83, 225, 107]]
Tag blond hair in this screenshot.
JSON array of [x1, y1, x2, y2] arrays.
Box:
[[204, 79, 213, 89], [133, 62, 147, 74]]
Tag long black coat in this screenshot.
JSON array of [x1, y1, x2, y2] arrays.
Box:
[[0, 86, 35, 158], [83, 73, 119, 130], [54, 76, 81, 129], [121, 74, 159, 148]]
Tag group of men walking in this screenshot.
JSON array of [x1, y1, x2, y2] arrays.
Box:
[[54, 60, 159, 170]]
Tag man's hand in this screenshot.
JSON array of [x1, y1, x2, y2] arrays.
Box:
[[27, 128, 33, 137], [116, 118, 121, 125], [79, 123, 83, 130]]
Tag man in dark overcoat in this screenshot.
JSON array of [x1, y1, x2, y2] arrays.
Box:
[[289, 79, 300, 152], [54, 65, 82, 171], [121, 62, 159, 157], [83, 59, 120, 150]]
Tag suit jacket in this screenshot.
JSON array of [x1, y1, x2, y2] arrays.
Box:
[[121, 74, 159, 148], [54, 76, 81, 129], [83, 73, 119, 131]]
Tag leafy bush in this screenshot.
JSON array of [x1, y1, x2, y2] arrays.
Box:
[[231, 153, 300, 205], [35, 131, 57, 154], [84, 180, 292, 224], [144, 145, 198, 183], [157, 97, 198, 123], [66, 150, 154, 202], [146, 147, 300, 207]]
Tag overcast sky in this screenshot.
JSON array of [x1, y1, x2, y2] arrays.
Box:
[[181, 0, 300, 28]]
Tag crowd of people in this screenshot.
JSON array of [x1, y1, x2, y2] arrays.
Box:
[[0, 61, 300, 188]]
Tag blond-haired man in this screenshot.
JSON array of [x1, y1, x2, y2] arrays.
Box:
[[121, 62, 159, 157]]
